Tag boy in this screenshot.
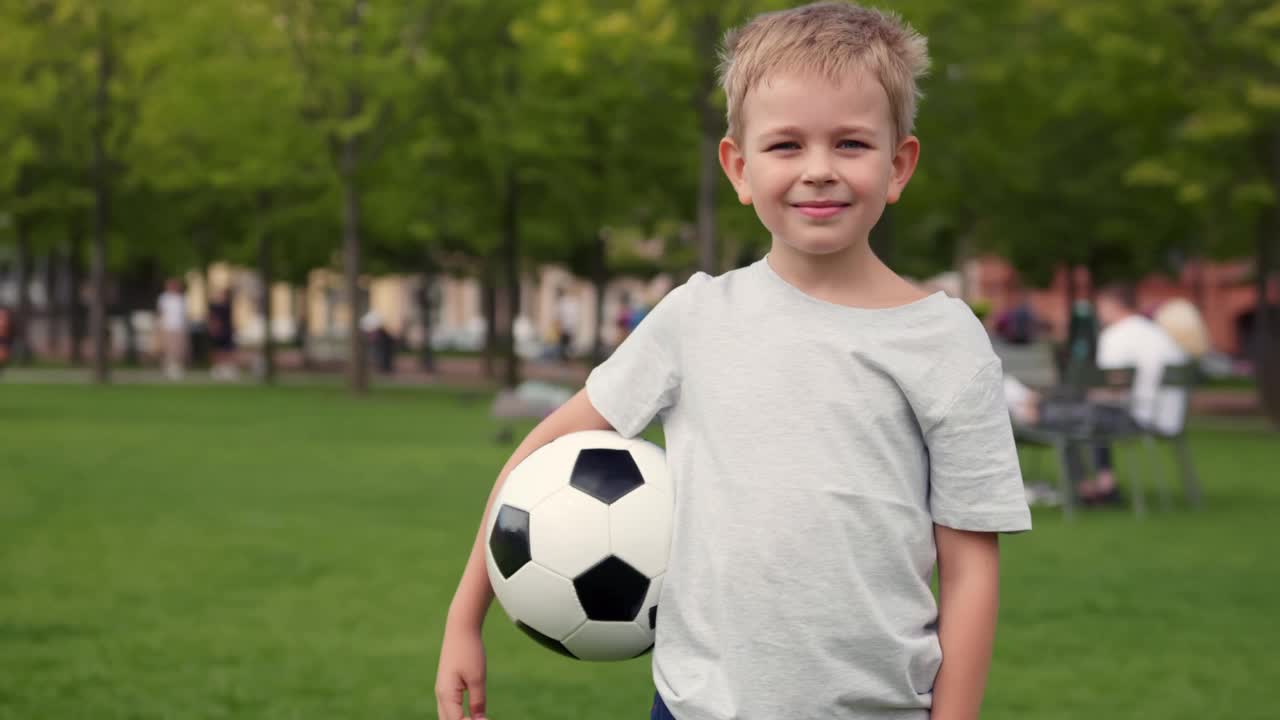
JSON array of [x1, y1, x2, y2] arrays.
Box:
[[436, 3, 1031, 719]]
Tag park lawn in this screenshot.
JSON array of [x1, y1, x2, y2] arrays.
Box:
[[0, 384, 1276, 720]]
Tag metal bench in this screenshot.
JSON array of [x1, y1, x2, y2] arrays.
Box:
[[490, 381, 575, 443]]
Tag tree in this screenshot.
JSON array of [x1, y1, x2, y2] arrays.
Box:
[[0, 1, 153, 382], [128, 0, 334, 382], [276, 0, 437, 393], [0, 1, 99, 367], [1031, 0, 1280, 422]]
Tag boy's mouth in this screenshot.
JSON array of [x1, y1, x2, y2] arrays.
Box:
[[791, 200, 850, 219]]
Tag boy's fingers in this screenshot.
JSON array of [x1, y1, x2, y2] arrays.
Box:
[[435, 682, 464, 720], [467, 679, 487, 719]]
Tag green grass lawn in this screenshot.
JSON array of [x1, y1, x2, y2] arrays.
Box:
[[1, 385, 1276, 719]]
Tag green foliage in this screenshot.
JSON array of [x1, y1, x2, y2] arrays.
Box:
[[0, 0, 1275, 291]]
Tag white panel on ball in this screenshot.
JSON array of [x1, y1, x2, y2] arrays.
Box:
[[496, 563, 587, 641], [555, 429, 632, 450], [609, 482, 674, 578], [563, 620, 654, 662], [529, 486, 611, 578], [494, 441, 575, 512]]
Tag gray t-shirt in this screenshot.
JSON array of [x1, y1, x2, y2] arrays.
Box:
[[585, 256, 1032, 720]]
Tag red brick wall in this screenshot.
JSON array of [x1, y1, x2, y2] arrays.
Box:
[[971, 256, 1268, 356]]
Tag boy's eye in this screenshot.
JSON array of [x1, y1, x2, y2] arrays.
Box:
[[766, 141, 800, 151], [838, 139, 869, 150]]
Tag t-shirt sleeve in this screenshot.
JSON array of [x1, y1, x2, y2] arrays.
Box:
[[584, 277, 698, 438], [924, 360, 1032, 533]]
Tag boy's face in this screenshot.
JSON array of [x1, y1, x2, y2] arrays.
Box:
[[719, 70, 919, 258]]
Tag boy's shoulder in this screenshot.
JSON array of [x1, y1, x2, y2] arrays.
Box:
[[910, 297, 1003, 380], [659, 266, 735, 311], [672, 263, 995, 356]]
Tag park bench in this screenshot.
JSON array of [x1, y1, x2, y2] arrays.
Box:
[[996, 337, 1204, 516], [490, 380, 575, 443]]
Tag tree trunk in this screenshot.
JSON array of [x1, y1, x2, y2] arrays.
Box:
[[90, 10, 113, 384], [482, 264, 497, 380], [501, 165, 521, 390], [341, 0, 368, 394], [68, 221, 85, 366], [694, 11, 719, 275], [1259, 128, 1280, 426], [297, 286, 312, 370], [258, 231, 275, 384], [13, 217, 31, 365], [123, 313, 138, 367], [1257, 217, 1278, 426], [591, 229, 608, 366], [418, 271, 436, 373], [340, 168, 366, 393], [45, 249, 61, 358]]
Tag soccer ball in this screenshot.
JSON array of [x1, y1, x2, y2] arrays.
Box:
[[484, 430, 672, 661]]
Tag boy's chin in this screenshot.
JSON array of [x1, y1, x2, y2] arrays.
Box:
[[774, 233, 862, 257]]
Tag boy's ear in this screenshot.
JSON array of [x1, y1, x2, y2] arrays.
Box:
[[886, 135, 921, 205], [718, 136, 752, 206]]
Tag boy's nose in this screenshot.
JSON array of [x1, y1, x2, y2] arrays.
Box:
[[801, 153, 835, 185]]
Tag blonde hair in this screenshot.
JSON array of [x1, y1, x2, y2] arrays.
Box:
[[718, 2, 930, 144]]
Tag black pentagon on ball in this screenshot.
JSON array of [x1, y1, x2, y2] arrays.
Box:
[[488, 505, 531, 579], [574, 556, 650, 621], [569, 448, 645, 504], [516, 621, 578, 659]]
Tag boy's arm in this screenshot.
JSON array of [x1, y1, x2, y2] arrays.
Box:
[[930, 525, 1001, 720], [446, 387, 615, 628], [437, 389, 615, 719]]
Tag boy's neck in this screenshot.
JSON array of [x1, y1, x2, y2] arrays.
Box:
[[766, 236, 922, 308]]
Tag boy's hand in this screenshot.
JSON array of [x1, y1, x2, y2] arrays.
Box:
[[435, 621, 487, 720]]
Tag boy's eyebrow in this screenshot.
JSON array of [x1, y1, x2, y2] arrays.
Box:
[[758, 123, 877, 137]]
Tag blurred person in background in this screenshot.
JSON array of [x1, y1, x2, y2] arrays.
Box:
[[1154, 297, 1211, 359], [361, 309, 396, 375], [1081, 283, 1189, 503], [555, 287, 579, 361], [994, 286, 1041, 346], [207, 288, 238, 381], [1062, 298, 1099, 375], [156, 278, 188, 381], [614, 291, 635, 345]]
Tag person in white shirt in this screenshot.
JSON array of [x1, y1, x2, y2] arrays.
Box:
[[156, 278, 188, 381], [1083, 283, 1189, 501]]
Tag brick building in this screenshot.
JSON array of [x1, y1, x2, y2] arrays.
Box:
[[966, 256, 1274, 357]]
